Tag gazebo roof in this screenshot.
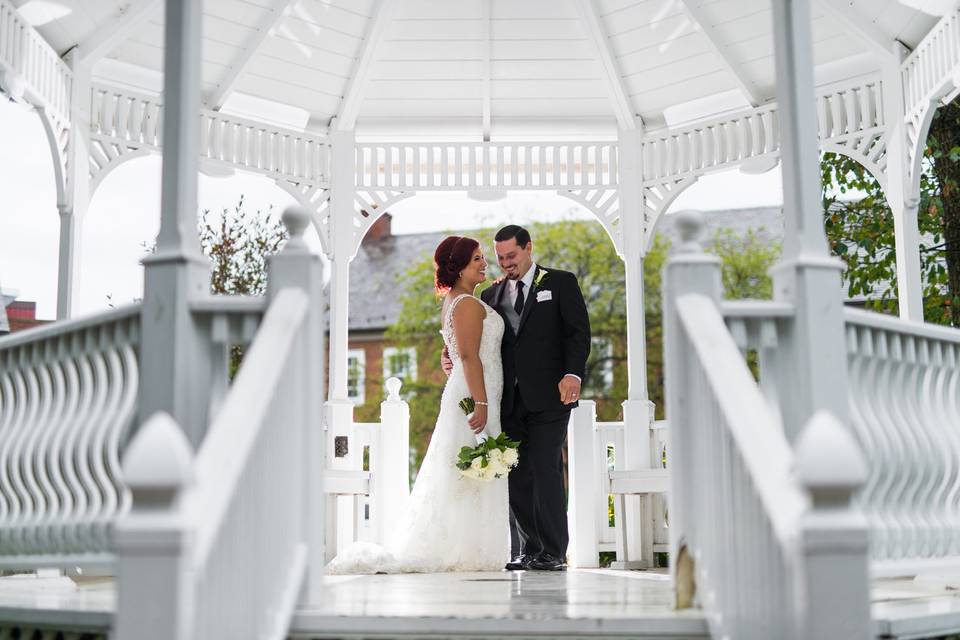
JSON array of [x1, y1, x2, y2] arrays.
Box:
[[15, 0, 946, 136]]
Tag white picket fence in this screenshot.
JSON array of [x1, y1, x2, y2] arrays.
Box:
[[567, 400, 668, 568], [325, 377, 410, 561]]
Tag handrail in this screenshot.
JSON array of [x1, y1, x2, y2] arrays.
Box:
[[677, 294, 809, 545], [187, 288, 308, 566], [0, 304, 139, 351]]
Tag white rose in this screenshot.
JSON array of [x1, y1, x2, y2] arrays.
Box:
[[488, 449, 505, 465], [470, 456, 484, 472], [502, 448, 519, 468]]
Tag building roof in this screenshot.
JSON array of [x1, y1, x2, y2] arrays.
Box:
[[19, 1, 944, 137], [348, 206, 783, 331]]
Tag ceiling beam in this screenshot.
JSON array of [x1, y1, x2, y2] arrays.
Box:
[[481, 0, 491, 140], [75, 0, 162, 66], [678, 0, 762, 106], [206, 0, 295, 110], [335, 0, 399, 131], [574, 0, 639, 130], [815, 0, 898, 61]]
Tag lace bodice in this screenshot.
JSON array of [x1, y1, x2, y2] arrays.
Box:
[[440, 294, 505, 370]]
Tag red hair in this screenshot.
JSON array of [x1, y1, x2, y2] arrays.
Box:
[[434, 236, 480, 294]]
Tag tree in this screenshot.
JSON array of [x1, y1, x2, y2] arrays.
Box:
[[199, 195, 288, 296], [820, 149, 950, 324], [927, 102, 960, 325]]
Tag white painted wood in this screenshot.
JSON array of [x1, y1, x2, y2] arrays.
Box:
[[0, 305, 140, 566], [769, 0, 851, 442], [336, 0, 398, 131], [901, 5, 960, 120], [883, 43, 925, 321], [677, 0, 762, 106], [0, 0, 72, 121], [795, 410, 871, 640], [815, 0, 896, 61], [114, 411, 194, 640], [138, 0, 212, 449], [567, 402, 600, 568], [206, 0, 295, 110], [845, 307, 960, 572], [76, 0, 162, 66], [573, 0, 638, 130]]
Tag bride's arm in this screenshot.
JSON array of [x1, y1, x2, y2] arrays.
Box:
[[451, 298, 488, 433]]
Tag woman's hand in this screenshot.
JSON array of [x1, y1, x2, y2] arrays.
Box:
[[467, 403, 488, 433]]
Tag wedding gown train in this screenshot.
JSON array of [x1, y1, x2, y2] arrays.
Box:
[[326, 294, 509, 574]]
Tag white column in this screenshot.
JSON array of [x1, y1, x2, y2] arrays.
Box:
[[55, 54, 92, 320], [616, 127, 652, 567], [769, 0, 851, 442], [325, 129, 357, 553], [883, 42, 925, 321], [138, 0, 212, 448]]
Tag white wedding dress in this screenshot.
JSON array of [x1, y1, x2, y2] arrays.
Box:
[[326, 293, 510, 574]]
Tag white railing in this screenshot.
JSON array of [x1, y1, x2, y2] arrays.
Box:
[[190, 296, 266, 424], [354, 141, 619, 191], [722, 300, 795, 428], [845, 308, 960, 575], [328, 378, 410, 558], [670, 293, 809, 638], [566, 402, 668, 568], [641, 75, 884, 187], [89, 83, 331, 187], [902, 5, 960, 118], [0, 305, 140, 568], [115, 208, 326, 640], [116, 290, 310, 640], [0, 0, 72, 120], [664, 212, 870, 638]]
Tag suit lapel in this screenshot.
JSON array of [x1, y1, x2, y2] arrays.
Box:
[[516, 267, 542, 335]]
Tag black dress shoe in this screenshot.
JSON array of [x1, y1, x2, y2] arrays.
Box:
[[527, 553, 566, 571], [504, 554, 536, 571]]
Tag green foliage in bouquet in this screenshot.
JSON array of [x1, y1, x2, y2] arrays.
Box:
[[456, 433, 520, 471]]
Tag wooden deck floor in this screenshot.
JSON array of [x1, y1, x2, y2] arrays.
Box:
[[1, 568, 960, 638]]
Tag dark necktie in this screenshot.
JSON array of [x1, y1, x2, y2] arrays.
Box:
[[514, 281, 525, 315]]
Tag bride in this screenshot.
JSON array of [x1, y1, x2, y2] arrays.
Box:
[[326, 235, 509, 574]]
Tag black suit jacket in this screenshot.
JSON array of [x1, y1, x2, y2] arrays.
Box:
[[481, 266, 591, 414]]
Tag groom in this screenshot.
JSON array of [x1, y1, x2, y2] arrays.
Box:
[[482, 225, 591, 571]]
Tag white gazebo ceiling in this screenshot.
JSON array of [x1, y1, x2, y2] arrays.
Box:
[[14, 0, 946, 136]]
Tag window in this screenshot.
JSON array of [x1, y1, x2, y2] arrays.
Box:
[[347, 349, 366, 405], [585, 337, 614, 396], [383, 346, 417, 392]]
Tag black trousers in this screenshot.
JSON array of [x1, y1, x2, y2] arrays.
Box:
[[503, 387, 570, 559]]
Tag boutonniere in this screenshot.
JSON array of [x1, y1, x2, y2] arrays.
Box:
[[534, 269, 548, 287]]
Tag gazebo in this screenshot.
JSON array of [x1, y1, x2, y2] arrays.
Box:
[[2, 0, 960, 638]]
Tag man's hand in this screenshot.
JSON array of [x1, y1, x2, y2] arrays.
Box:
[[559, 375, 582, 405], [441, 346, 453, 376]]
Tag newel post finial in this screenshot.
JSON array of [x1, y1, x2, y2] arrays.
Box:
[[281, 205, 311, 252], [674, 209, 706, 254], [794, 410, 871, 640]]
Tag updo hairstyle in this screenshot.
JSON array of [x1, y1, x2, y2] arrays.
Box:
[[434, 235, 480, 294]]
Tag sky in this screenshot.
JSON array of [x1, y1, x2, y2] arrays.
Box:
[[0, 99, 783, 320]]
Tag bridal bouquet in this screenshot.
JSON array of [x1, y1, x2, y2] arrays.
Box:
[[455, 398, 520, 482]]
